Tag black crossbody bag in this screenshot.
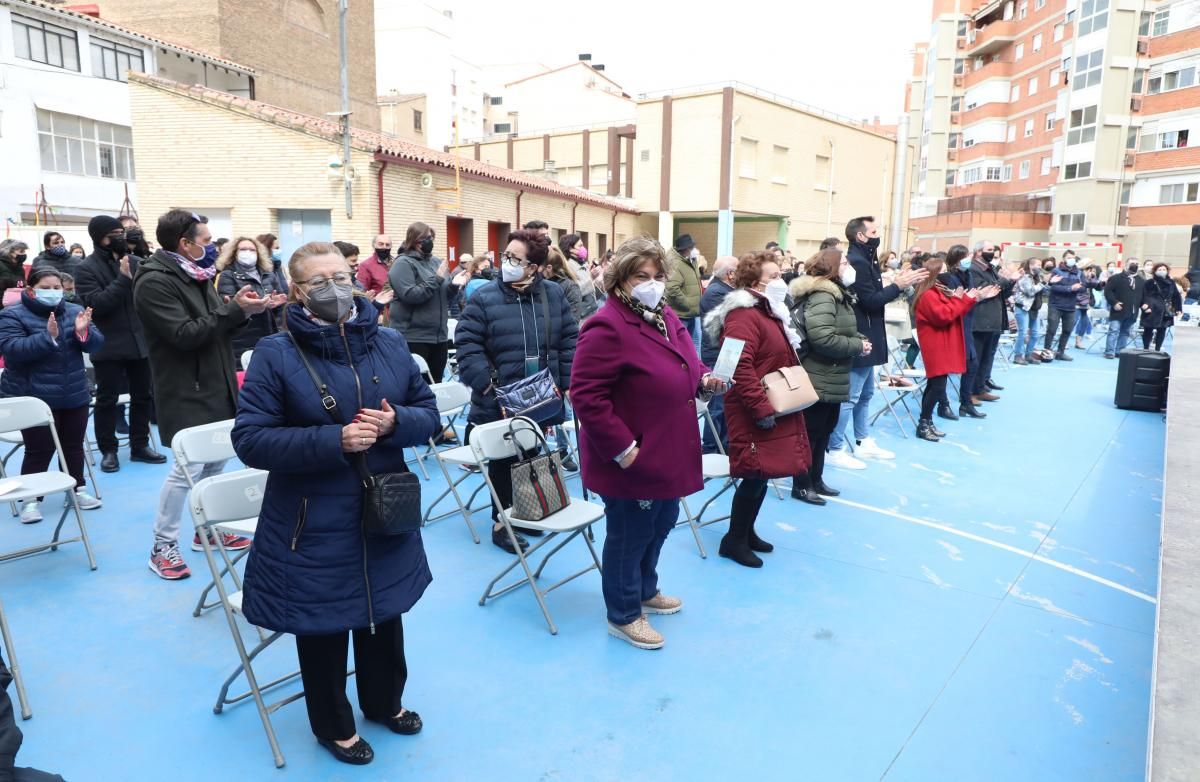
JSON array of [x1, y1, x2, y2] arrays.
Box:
[[287, 332, 422, 537]]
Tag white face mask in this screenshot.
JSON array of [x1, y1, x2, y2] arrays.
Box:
[[1155, 269, 1168, 278], [1065, 258, 1077, 268], [841, 264, 857, 287], [763, 278, 788, 305], [631, 279, 666, 309], [689, 249, 699, 261], [887, 258, 901, 270], [501, 262, 527, 283], [236, 250, 257, 267]]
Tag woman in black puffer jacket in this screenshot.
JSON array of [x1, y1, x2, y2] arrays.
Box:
[[455, 229, 577, 554]]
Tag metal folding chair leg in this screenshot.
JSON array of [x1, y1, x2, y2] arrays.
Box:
[[0, 596, 31, 720], [423, 443, 481, 543], [676, 497, 708, 559], [2, 494, 97, 571]]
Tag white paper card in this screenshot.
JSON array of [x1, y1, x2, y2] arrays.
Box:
[[712, 337, 745, 382]]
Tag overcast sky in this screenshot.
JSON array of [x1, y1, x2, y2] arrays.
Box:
[[447, 0, 933, 123]]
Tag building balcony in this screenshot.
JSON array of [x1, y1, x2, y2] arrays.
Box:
[[959, 101, 1010, 125], [967, 19, 1019, 57], [963, 58, 1015, 89], [937, 193, 1052, 215], [958, 140, 1006, 162]]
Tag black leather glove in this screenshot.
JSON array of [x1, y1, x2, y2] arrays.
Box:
[[756, 415, 777, 430]]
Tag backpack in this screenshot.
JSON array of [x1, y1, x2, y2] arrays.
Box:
[[789, 297, 810, 361]]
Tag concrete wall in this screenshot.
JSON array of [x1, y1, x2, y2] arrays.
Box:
[[498, 63, 635, 137]]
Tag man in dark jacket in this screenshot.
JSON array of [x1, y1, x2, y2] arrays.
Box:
[[1044, 251, 1085, 360], [699, 256, 737, 453], [74, 215, 166, 473], [1103, 259, 1144, 357], [967, 240, 1014, 404], [29, 231, 78, 279], [827, 216, 926, 468], [134, 209, 284, 580]]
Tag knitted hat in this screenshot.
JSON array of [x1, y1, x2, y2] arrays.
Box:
[[88, 215, 123, 244], [674, 234, 695, 254]]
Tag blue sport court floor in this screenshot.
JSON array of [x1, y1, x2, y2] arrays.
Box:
[[1, 341, 1163, 781]]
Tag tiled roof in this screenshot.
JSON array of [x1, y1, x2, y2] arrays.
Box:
[[7, 0, 254, 74], [129, 73, 640, 214]]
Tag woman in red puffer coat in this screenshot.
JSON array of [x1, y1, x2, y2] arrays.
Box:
[[913, 254, 999, 442], [703, 251, 809, 569]]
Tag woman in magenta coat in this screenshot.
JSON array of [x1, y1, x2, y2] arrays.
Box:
[[704, 251, 810, 568], [913, 254, 999, 442], [571, 236, 727, 651]]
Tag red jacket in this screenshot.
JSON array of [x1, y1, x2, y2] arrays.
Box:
[[571, 296, 706, 500], [706, 289, 810, 480], [914, 288, 977, 378], [356, 255, 391, 294]]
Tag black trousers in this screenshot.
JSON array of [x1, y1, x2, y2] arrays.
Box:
[[295, 617, 407, 741], [972, 332, 1001, 394], [1044, 308, 1077, 354], [93, 357, 153, 452], [793, 401, 840, 491], [729, 478, 768, 540], [1143, 327, 1167, 350], [922, 375, 948, 420], [960, 348, 980, 407], [408, 341, 451, 384], [21, 405, 88, 490]]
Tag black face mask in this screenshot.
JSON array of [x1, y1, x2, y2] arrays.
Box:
[[108, 236, 129, 258], [374, 247, 390, 261], [126, 228, 144, 244], [14, 254, 26, 265], [419, 237, 434, 255], [1127, 264, 1139, 274], [981, 251, 995, 263], [479, 266, 494, 280]]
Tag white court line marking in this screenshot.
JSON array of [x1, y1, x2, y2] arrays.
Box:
[[825, 496, 1157, 605]]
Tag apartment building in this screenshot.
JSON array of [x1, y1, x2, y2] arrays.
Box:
[[0, 0, 252, 245], [908, 0, 1200, 267]]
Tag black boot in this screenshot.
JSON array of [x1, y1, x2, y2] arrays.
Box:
[[917, 419, 941, 441], [790, 486, 827, 506], [814, 480, 840, 497], [100, 452, 119, 473], [936, 403, 959, 421], [959, 404, 987, 419], [748, 523, 774, 554], [985, 379, 1004, 391], [928, 421, 947, 438], [719, 494, 763, 568]]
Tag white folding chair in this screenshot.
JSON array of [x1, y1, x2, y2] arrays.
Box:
[[886, 335, 927, 388], [471, 417, 604, 635], [190, 469, 301, 769], [869, 367, 919, 437], [420, 382, 482, 543], [0, 594, 31, 720], [446, 319, 459, 379], [0, 397, 96, 570], [173, 420, 257, 621], [240, 349, 255, 370]]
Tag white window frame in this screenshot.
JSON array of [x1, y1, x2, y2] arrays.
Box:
[[11, 14, 80, 71], [1063, 161, 1092, 179], [1073, 49, 1104, 90], [1016, 42, 1026, 61], [1079, 0, 1110, 37], [1148, 65, 1197, 96], [1000, 164, 1013, 182], [1036, 0, 1046, 9], [1046, 112, 1056, 131], [37, 108, 135, 180], [1025, 118, 1035, 137], [1152, 8, 1170, 37], [1019, 160, 1031, 179], [1159, 129, 1190, 150], [1007, 124, 1017, 142], [89, 37, 145, 83], [1041, 156, 1052, 175], [1159, 182, 1200, 204], [1033, 32, 1043, 52], [1019, 1, 1028, 19], [1053, 23, 1065, 42], [986, 166, 1004, 182], [1067, 105, 1098, 146], [1029, 76, 1039, 96], [1011, 84, 1022, 102], [1058, 213, 1086, 232]]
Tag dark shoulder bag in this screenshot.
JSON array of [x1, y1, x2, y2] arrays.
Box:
[[286, 331, 422, 537], [491, 289, 564, 424]]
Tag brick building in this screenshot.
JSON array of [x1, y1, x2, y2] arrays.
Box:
[[907, 0, 1200, 267], [91, 0, 379, 128], [126, 73, 638, 264]]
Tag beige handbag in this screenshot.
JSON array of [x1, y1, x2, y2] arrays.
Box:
[[760, 365, 819, 416]]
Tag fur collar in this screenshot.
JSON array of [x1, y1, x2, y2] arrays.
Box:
[[703, 288, 801, 348], [788, 275, 845, 301]]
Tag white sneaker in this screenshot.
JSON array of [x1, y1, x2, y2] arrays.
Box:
[[19, 502, 42, 524], [856, 437, 895, 460], [70, 491, 102, 510], [826, 448, 867, 471]]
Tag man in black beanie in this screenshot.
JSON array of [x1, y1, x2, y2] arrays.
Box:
[[73, 215, 166, 473]]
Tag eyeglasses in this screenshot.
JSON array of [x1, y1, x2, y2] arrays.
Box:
[[295, 272, 353, 289], [501, 251, 529, 267]]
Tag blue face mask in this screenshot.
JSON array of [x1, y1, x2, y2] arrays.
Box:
[[958, 259, 971, 271], [198, 243, 219, 268], [34, 289, 64, 306], [49, 244, 69, 257], [271, 250, 282, 263]]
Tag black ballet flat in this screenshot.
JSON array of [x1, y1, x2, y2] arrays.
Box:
[[368, 710, 423, 735], [318, 737, 374, 765]]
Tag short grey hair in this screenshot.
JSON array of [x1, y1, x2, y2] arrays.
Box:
[[711, 255, 739, 280], [0, 240, 28, 261]]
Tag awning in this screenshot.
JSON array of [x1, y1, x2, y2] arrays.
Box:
[[35, 95, 129, 128]]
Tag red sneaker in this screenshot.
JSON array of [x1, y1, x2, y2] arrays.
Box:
[[192, 531, 252, 552], [149, 543, 191, 580]]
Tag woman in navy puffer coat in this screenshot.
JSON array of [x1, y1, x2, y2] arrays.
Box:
[[0, 268, 104, 520], [232, 243, 439, 765]]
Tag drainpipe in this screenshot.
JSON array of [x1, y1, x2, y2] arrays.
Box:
[[889, 114, 910, 254], [611, 211, 616, 250], [824, 139, 836, 238], [376, 160, 389, 234], [516, 190, 524, 230], [571, 202, 578, 232]]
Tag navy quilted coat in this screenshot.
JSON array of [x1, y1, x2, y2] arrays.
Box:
[[0, 292, 105, 409], [455, 276, 577, 425], [232, 303, 439, 635]]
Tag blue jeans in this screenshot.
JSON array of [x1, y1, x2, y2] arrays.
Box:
[[701, 393, 728, 454], [828, 365, 874, 451], [1074, 309, 1093, 337], [1014, 308, 1039, 357], [681, 317, 702, 354], [1105, 315, 1136, 355], [601, 498, 679, 625]]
